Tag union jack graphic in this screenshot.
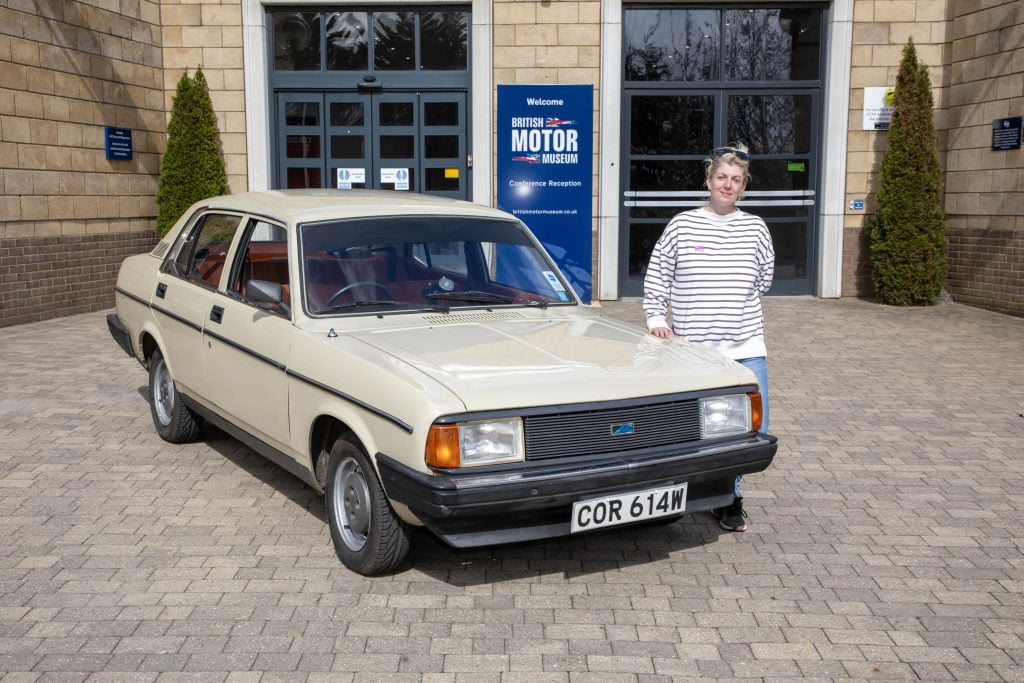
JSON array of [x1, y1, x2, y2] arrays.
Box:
[[512, 154, 541, 164], [545, 118, 575, 127]]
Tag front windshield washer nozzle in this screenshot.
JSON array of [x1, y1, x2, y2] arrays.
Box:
[[327, 328, 337, 338]]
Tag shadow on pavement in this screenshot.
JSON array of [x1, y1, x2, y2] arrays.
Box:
[[135, 386, 733, 583]]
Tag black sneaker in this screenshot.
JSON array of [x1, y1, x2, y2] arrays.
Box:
[[714, 496, 747, 532]]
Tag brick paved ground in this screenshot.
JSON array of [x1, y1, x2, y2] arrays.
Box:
[[1, 298, 1023, 681]]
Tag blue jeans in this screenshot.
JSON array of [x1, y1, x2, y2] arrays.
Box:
[[734, 356, 769, 497]]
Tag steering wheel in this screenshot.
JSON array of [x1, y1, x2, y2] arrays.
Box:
[[323, 282, 394, 308]]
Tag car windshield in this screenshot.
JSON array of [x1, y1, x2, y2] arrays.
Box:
[[300, 216, 577, 315]]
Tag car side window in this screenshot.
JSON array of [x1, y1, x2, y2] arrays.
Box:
[[230, 220, 291, 315], [168, 213, 243, 288]]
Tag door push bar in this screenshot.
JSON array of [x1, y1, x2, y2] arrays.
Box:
[[623, 189, 815, 208]]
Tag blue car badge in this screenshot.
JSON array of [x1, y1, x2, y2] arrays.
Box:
[[610, 422, 635, 435]]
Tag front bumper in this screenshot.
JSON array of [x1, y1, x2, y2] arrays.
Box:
[[106, 313, 134, 358], [376, 433, 777, 547]]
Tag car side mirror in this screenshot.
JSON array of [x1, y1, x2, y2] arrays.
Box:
[[246, 279, 283, 305]]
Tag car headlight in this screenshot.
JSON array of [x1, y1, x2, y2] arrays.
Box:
[[700, 392, 760, 437], [425, 418, 525, 468]]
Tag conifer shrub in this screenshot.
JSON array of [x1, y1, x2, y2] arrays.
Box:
[[156, 69, 228, 236], [868, 39, 948, 305]]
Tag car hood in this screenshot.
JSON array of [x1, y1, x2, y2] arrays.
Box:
[[345, 312, 755, 411]]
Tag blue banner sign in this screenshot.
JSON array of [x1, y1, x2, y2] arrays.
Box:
[[497, 85, 593, 302], [104, 127, 133, 161]]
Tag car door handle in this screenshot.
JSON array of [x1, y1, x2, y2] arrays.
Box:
[[156, 283, 167, 299], [210, 305, 224, 324]]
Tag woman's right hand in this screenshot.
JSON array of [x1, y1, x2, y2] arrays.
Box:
[[649, 326, 674, 338]]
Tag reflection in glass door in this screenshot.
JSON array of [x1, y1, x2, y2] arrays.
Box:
[[279, 93, 324, 190], [326, 94, 370, 189], [624, 93, 715, 280], [620, 5, 825, 296], [268, 6, 471, 198], [276, 92, 467, 198]]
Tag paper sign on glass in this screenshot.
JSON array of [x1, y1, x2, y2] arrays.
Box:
[[336, 168, 365, 189], [381, 168, 410, 191]]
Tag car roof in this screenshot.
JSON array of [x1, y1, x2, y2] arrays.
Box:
[[198, 189, 517, 226]]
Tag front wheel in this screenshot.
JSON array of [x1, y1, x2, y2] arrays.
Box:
[[325, 436, 411, 575], [148, 350, 203, 443]]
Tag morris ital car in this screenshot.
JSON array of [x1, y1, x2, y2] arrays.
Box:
[[107, 190, 777, 575]]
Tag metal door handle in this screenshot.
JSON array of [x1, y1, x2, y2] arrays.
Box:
[[156, 283, 167, 298], [210, 305, 224, 323]]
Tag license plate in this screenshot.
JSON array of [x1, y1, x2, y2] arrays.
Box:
[[570, 483, 688, 533]]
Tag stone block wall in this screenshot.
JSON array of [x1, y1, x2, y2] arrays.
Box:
[[0, 0, 164, 328], [843, 0, 952, 297], [159, 0, 247, 193], [944, 0, 1023, 315]]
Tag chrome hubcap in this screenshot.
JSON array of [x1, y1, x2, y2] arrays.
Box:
[[331, 457, 370, 551], [153, 358, 174, 426]]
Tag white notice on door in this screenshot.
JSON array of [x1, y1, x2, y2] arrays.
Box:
[[381, 168, 410, 191], [336, 168, 365, 189]]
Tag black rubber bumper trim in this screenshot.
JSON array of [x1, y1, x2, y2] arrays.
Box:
[[106, 313, 135, 358], [376, 434, 777, 519]]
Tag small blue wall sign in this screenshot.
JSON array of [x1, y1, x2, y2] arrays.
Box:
[[104, 127, 133, 161], [497, 84, 594, 302]]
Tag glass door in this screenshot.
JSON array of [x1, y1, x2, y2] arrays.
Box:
[[727, 91, 817, 289], [277, 91, 468, 199], [623, 92, 715, 285], [278, 93, 325, 190], [619, 5, 826, 297], [326, 93, 371, 189]]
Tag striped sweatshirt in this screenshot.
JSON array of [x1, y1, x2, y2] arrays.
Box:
[[642, 207, 775, 360]]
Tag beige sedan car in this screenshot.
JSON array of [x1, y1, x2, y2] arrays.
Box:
[[107, 190, 776, 575]]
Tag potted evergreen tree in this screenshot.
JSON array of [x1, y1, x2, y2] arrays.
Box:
[[155, 69, 229, 236], [868, 38, 948, 305]]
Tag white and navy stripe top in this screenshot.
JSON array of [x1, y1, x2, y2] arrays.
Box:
[[642, 207, 775, 360]]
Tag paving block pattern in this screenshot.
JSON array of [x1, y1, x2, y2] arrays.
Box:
[[1, 298, 1023, 679]]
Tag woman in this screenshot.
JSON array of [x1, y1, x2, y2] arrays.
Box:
[[642, 143, 774, 532]]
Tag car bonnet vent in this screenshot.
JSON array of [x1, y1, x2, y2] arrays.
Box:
[[421, 311, 526, 324]]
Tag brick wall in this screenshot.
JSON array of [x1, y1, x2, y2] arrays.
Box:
[[943, 0, 1023, 316], [0, 231, 159, 328], [0, 0, 165, 325], [947, 228, 1024, 315]]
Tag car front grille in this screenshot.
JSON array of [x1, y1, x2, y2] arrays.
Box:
[[523, 399, 702, 461]]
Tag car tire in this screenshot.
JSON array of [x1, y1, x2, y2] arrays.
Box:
[[148, 350, 203, 443], [325, 436, 411, 575]]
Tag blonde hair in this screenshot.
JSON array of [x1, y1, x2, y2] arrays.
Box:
[[704, 142, 751, 187]]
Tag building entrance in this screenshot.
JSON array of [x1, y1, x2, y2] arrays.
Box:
[[619, 5, 826, 296], [277, 91, 468, 197], [268, 7, 471, 198]]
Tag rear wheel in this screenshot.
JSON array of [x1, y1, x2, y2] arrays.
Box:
[[325, 436, 411, 575], [148, 350, 203, 443]]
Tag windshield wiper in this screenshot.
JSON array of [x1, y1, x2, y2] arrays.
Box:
[[426, 291, 550, 308], [316, 300, 446, 314], [425, 291, 515, 304]]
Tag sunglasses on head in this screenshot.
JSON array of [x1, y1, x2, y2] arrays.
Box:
[[712, 146, 750, 161]]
